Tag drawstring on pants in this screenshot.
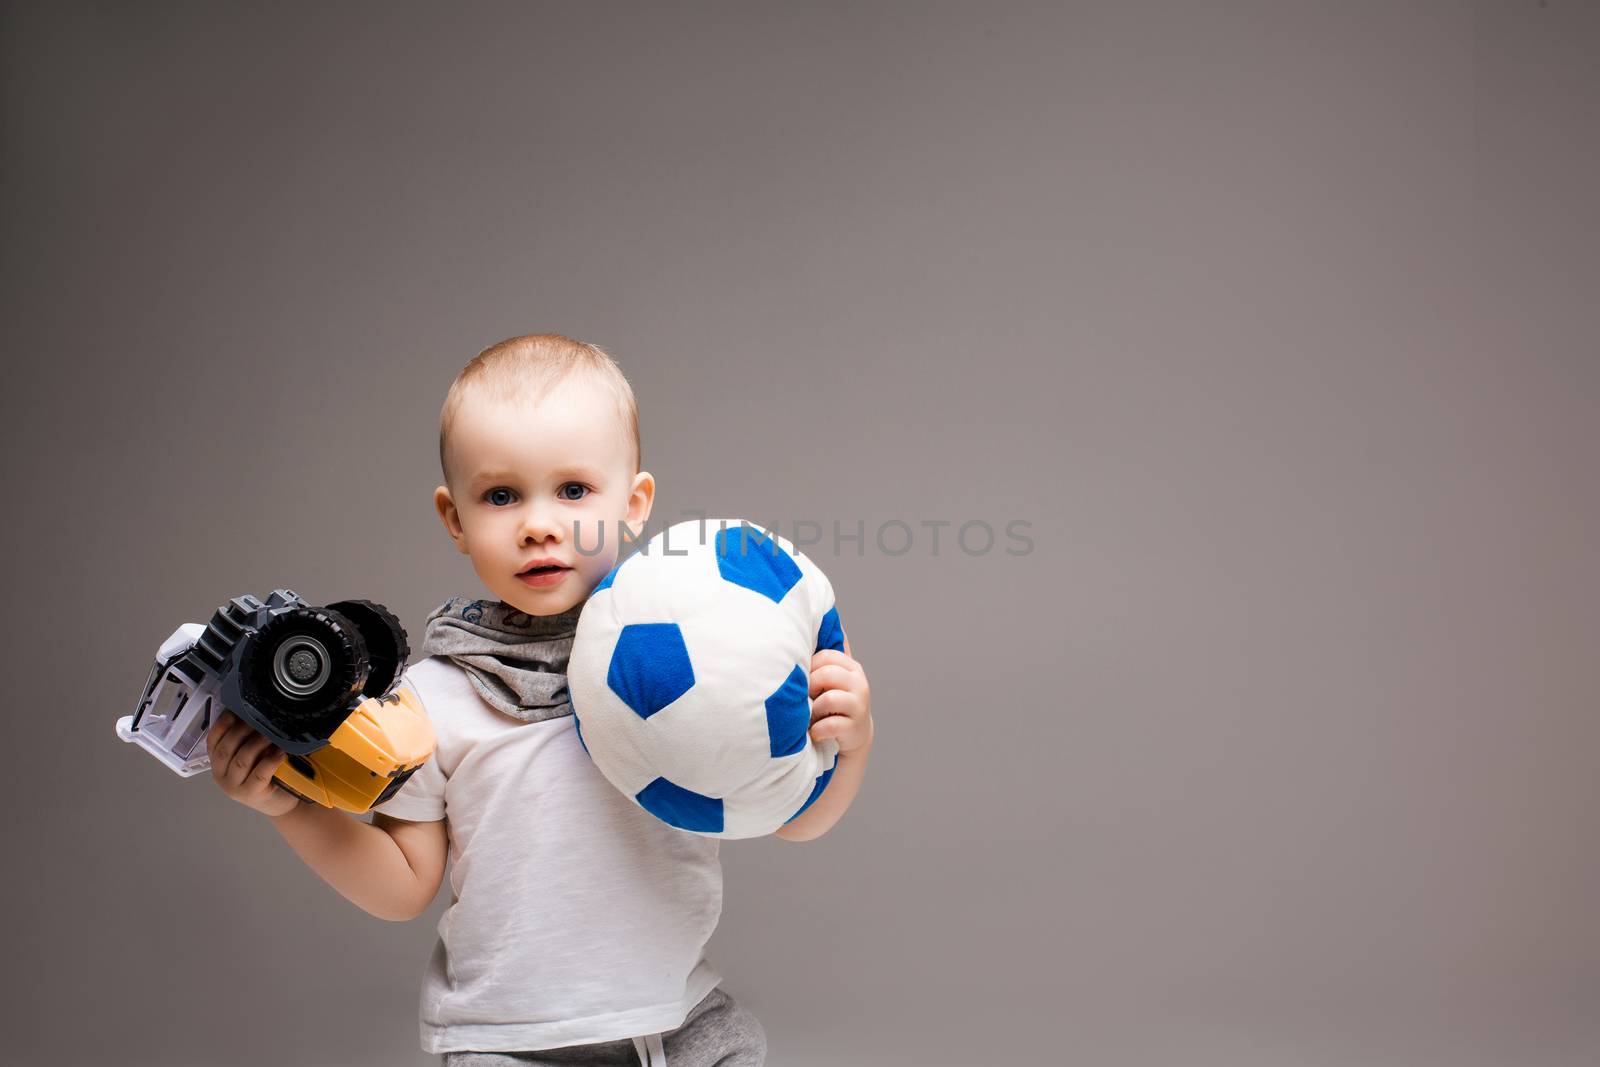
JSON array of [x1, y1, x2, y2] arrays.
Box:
[[631, 1031, 666, 1066]]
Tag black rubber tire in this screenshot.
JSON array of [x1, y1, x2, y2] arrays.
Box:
[[326, 599, 411, 697], [236, 606, 370, 742]]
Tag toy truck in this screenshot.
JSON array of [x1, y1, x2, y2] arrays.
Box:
[[115, 589, 434, 814]]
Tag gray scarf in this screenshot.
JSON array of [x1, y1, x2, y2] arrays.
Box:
[[420, 596, 585, 723]]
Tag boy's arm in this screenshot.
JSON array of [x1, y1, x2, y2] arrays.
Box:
[[773, 732, 872, 841], [775, 634, 874, 842], [268, 803, 447, 922], [208, 708, 446, 921]]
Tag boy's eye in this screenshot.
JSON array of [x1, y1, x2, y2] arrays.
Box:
[[559, 483, 590, 501], [485, 487, 515, 507]]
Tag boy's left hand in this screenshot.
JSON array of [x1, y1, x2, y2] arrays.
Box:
[[807, 632, 874, 754]]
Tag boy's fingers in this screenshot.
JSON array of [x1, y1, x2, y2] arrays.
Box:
[[218, 723, 256, 767], [237, 731, 273, 768], [225, 732, 273, 787], [809, 689, 851, 722], [204, 710, 232, 750], [251, 747, 283, 786], [807, 664, 856, 699], [208, 721, 245, 779], [809, 714, 853, 740]]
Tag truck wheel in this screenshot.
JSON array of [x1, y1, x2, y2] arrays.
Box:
[[326, 599, 411, 697], [237, 606, 370, 740]]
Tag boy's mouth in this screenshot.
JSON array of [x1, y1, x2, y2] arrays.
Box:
[[517, 561, 572, 589]]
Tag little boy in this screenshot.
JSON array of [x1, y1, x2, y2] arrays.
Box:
[[206, 334, 876, 1066]]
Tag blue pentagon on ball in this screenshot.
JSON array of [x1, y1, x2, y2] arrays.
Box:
[[815, 604, 844, 653], [637, 776, 724, 833], [765, 664, 811, 758], [608, 622, 695, 720], [716, 524, 802, 603]]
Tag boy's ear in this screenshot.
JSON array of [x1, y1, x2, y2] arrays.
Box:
[[434, 485, 469, 554], [627, 471, 655, 530]]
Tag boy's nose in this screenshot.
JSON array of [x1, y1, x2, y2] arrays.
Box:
[[519, 507, 564, 545]]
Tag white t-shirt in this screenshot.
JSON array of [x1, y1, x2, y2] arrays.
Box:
[[372, 655, 725, 1054]]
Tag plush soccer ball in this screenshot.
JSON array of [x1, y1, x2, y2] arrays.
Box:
[[568, 519, 845, 839]]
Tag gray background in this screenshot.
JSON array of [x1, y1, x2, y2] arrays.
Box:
[[3, 2, 1595, 1065]]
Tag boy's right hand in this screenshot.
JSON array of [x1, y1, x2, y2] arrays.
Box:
[[206, 710, 300, 818]]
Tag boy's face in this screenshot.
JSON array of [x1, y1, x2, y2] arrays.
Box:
[[434, 377, 653, 617]]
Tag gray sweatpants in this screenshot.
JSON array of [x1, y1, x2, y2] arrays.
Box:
[[441, 986, 767, 1067]]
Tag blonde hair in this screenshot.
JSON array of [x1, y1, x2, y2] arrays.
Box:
[[439, 333, 641, 486]]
